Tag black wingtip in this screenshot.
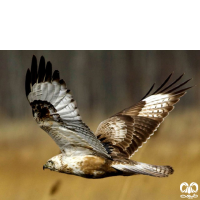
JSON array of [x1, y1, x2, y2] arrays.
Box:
[[166, 78, 193, 94], [31, 55, 38, 85], [32, 55, 36, 60], [172, 85, 194, 95], [38, 56, 46, 83], [53, 70, 60, 81], [159, 73, 185, 93], [45, 61, 52, 82], [141, 73, 193, 100], [59, 79, 67, 89], [152, 73, 173, 95], [141, 83, 155, 100]]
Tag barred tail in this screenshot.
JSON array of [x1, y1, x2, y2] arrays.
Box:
[[112, 161, 174, 177]]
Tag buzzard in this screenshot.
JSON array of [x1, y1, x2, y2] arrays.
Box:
[[25, 55, 192, 179]]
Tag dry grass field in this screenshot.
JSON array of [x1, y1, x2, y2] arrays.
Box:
[[0, 110, 199, 200]]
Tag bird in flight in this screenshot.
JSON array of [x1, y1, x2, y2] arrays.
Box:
[[25, 55, 192, 179]]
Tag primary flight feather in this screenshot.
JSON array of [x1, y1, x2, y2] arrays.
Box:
[[25, 55, 192, 179]]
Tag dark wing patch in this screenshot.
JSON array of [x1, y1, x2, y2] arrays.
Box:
[[95, 73, 193, 159]]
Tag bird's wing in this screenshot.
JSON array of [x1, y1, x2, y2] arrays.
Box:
[[26, 56, 109, 158], [95, 73, 193, 159]]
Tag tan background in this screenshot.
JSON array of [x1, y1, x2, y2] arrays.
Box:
[[0, 51, 199, 200]]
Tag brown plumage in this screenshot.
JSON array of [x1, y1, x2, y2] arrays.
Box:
[[26, 55, 193, 179], [95, 73, 192, 160]]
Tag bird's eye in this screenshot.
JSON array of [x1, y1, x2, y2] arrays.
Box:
[[48, 160, 54, 165]]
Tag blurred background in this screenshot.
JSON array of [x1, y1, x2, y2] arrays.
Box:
[[0, 50, 199, 200]]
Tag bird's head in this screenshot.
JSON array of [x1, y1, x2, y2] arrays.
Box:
[[43, 160, 56, 171], [43, 156, 61, 171]]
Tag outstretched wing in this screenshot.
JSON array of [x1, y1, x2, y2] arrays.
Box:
[[26, 55, 109, 158], [95, 73, 193, 159]]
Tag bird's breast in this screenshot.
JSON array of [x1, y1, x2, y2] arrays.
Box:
[[59, 155, 118, 178]]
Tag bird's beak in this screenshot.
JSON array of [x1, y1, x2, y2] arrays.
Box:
[[43, 164, 47, 170]]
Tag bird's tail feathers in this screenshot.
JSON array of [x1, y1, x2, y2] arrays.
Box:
[[112, 161, 174, 177]]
